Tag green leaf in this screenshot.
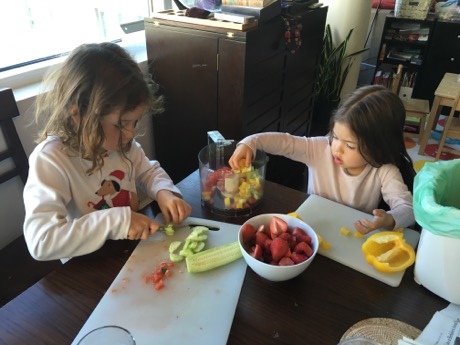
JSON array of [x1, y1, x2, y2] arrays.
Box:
[[314, 24, 369, 105]]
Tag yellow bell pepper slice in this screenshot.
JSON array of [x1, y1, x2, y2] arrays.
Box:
[[362, 231, 415, 273], [287, 212, 302, 220]]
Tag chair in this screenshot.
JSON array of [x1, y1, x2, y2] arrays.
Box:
[[0, 88, 62, 307], [435, 92, 460, 160], [401, 98, 430, 140], [0, 88, 29, 184]]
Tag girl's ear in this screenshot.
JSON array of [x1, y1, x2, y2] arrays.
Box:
[[71, 114, 81, 126], [69, 104, 80, 125]]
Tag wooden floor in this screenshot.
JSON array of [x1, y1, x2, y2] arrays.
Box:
[[0, 236, 62, 307]]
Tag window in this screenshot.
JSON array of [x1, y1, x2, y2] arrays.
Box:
[[0, 0, 171, 90]]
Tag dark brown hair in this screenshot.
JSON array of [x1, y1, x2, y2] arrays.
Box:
[[330, 85, 415, 190]]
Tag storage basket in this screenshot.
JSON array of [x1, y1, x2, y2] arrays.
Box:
[[395, 0, 431, 20]]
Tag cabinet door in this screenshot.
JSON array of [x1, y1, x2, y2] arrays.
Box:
[[146, 25, 218, 183], [283, 7, 327, 136], [217, 38, 246, 141], [418, 20, 460, 104]]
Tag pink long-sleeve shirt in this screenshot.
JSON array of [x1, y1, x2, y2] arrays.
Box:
[[240, 132, 415, 229]]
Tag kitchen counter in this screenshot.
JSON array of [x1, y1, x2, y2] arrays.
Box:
[[0, 170, 449, 344]]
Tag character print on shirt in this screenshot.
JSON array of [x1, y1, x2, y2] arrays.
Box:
[[87, 170, 139, 211]]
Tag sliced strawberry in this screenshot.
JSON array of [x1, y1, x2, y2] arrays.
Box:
[[154, 279, 165, 290], [294, 241, 313, 257], [255, 231, 270, 247], [270, 237, 289, 262], [289, 237, 298, 251], [279, 232, 293, 246], [292, 227, 307, 237], [257, 224, 267, 234], [152, 271, 163, 283], [279, 257, 295, 266], [241, 223, 256, 244], [269, 216, 288, 239], [250, 244, 263, 260], [291, 252, 308, 264]]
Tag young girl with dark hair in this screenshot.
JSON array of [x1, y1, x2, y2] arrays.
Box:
[[24, 42, 191, 261], [229, 85, 415, 234]]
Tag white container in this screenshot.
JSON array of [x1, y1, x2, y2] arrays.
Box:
[[414, 228, 460, 304]]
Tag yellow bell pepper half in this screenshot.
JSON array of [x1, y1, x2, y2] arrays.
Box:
[[362, 231, 416, 273]]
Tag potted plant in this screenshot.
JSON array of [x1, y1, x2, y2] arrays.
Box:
[[312, 24, 368, 134]]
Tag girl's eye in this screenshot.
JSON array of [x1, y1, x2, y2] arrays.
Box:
[[118, 120, 138, 130], [346, 144, 357, 150]]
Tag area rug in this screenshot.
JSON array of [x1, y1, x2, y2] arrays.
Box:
[[404, 136, 460, 172]]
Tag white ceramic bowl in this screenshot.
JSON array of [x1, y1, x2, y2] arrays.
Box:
[[238, 213, 319, 282]]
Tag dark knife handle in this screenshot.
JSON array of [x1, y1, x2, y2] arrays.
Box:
[[188, 224, 220, 231]]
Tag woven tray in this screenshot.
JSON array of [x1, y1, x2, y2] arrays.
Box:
[[340, 318, 421, 345], [152, 10, 259, 31]]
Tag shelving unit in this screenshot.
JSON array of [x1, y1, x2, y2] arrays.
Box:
[[373, 13, 436, 100]]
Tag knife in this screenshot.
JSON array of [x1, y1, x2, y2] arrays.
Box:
[[159, 224, 220, 232]]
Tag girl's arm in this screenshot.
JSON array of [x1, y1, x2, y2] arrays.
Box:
[[364, 165, 415, 231], [23, 149, 133, 261], [229, 132, 317, 169], [130, 141, 191, 224]]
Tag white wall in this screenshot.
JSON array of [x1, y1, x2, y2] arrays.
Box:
[[321, 0, 373, 100], [0, 93, 155, 250]]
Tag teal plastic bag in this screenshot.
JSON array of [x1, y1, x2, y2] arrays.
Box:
[[413, 159, 460, 238]]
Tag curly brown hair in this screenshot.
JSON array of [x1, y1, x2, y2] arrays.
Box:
[[35, 42, 164, 174]]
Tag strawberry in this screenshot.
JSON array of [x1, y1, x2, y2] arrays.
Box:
[[154, 279, 165, 290], [279, 232, 293, 246], [294, 241, 313, 257], [269, 216, 288, 239], [292, 227, 312, 245], [241, 223, 256, 244], [279, 257, 295, 266], [250, 244, 263, 260], [257, 224, 266, 234], [291, 252, 308, 264], [270, 237, 289, 262], [255, 231, 270, 247]]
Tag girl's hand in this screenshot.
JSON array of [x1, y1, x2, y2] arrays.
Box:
[[128, 211, 160, 240], [354, 209, 396, 235], [228, 144, 253, 170], [156, 190, 192, 224]]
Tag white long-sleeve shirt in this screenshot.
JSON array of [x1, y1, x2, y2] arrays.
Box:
[[240, 133, 415, 229], [23, 136, 182, 261]]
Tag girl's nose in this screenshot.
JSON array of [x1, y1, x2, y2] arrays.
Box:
[[122, 126, 135, 140]]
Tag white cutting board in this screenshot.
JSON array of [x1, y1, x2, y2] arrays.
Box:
[[72, 217, 246, 345], [295, 195, 420, 287]]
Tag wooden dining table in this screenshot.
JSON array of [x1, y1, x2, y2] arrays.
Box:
[[0, 170, 449, 345]]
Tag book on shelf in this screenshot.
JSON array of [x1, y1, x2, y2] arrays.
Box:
[[221, 0, 273, 7], [373, 70, 382, 85], [381, 72, 391, 88]]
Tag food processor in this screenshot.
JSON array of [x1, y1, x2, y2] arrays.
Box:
[[198, 131, 267, 216]]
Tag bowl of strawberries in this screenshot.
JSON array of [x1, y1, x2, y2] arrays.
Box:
[[238, 213, 319, 281]]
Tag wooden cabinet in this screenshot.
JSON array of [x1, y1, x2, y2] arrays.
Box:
[[418, 20, 460, 105], [145, 7, 327, 185], [373, 13, 436, 100]]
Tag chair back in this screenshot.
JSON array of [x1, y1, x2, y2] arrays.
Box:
[[435, 92, 460, 160], [0, 88, 29, 184]]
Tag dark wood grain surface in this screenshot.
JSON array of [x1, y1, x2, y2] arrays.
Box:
[[0, 170, 448, 345]]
